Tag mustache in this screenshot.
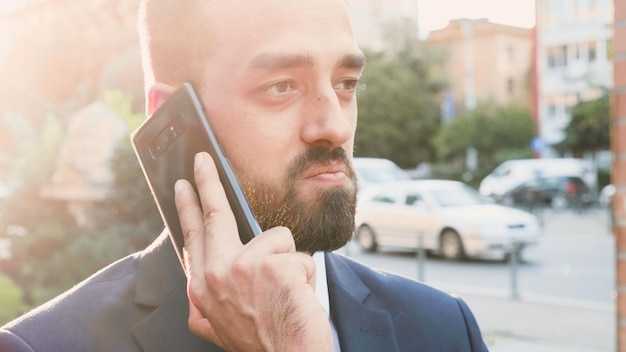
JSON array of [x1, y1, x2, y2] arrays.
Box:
[[288, 147, 353, 183]]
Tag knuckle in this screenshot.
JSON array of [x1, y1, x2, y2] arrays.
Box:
[[231, 258, 252, 281], [183, 228, 200, 244], [203, 265, 226, 289]]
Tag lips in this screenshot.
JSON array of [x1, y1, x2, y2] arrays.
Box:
[[301, 161, 348, 180]]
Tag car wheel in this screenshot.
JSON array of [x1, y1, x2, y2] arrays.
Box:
[[356, 225, 378, 252], [440, 229, 465, 260]]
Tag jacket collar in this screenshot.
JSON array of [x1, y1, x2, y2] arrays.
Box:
[[130, 230, 220, 351], [133, 230, 184, 306], [325, 252, 400, 352], [128, 233, 398, 351]]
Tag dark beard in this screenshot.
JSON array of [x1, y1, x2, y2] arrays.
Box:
[[240, 147, 357, 253]]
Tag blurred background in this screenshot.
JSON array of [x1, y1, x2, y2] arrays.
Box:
[[0, 0, 621, 351]]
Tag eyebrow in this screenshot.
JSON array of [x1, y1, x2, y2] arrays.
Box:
[[248, 52, 366, 71]]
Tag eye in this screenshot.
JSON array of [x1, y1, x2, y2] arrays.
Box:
[[264, 80, 295, 96], [334, 79, 363, 93]]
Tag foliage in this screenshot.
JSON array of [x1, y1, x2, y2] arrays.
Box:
[[433, 100, 535, 184], [89, 89, 162, 248], [88, 90, 163, 248], [0, 113, 74, 308], [0, 91, 161, 319], [354, 23, 447, 169], [87, 138, 163, 252], [555, 94, 610, 156], [0, 274, 24, 325]]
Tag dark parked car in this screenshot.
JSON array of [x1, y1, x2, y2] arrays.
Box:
[[503, 176, 593, 209]]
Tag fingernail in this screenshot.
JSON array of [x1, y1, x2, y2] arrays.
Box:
[[175, 179, 184, 193], [194, 152, 205, 171]]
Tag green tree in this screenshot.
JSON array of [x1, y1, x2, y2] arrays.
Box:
[[0, 114, 75, 309], [434, 100, 535, 184], [556, 94, 610, 156], [0, 91, 161, 320], [79, 91, 162, 277], [355, 24, 447, 169]]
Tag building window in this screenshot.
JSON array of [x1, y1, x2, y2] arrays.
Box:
[[547, 102, 557, 117], [507, 78, 515, 95], [547, 45, 568, 68], [588, 41, 597, 62], [547, 47, 556, 68], [546, 94, 577, 119]]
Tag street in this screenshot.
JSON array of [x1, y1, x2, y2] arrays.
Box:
[[344, 207, 613, 304], [341, 207, 615, 351]]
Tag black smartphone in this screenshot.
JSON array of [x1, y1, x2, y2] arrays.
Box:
[[131, 82, 262, 265]]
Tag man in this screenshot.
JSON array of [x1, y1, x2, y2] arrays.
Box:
[[0, 0, 489, 351]]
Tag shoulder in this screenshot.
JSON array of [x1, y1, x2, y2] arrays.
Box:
[[325, 252, 488, 350], [0, 231, 184, 351], [326, 251, 451, 300], [0, 252, 143, 349]]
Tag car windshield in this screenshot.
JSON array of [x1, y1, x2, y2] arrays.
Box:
[[429, 186, 487, 207]]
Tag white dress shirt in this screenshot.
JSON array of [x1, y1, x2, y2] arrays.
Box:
[[313, 252, 341, 351]]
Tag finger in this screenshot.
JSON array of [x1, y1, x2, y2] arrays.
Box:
[[193, 152, 241, 253], [175, 179, 205, 277], [243, 226, 297, 257], [188, 300, 225, 347], [294, 251, 317, 288]]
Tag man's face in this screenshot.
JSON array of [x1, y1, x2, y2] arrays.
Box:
[[196, 0, 365, 252]]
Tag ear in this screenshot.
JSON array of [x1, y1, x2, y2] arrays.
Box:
[[146, 83, 176, 116]]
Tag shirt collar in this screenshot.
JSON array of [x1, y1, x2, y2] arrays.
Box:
[[313, 251, 330, 315], [313, 251, 341, 351]]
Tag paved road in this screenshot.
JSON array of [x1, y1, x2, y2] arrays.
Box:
[[342, 207, 616, 351]]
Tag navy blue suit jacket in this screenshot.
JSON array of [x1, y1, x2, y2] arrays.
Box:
[[0, 231, 488, 351]]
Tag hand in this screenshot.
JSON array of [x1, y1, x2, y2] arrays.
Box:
[[174, 152, 333, 351]]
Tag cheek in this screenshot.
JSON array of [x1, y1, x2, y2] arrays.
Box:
[[221, 117, 298, 188]]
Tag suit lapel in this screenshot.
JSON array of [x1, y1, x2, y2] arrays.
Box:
[[130, 231, 223, 352], [128, 234, 398, 351], [325, 253, 400, 352]]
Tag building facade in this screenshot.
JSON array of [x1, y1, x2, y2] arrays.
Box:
[[613, 0, 626, 350], [535, 0, 614, 157], [426, 19, 533, 118]]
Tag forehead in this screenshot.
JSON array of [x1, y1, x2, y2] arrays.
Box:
[[206, 0, 352, 23], [203, 0, 358, 53]]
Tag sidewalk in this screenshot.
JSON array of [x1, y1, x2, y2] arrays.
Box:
[[461, 291, 615, 351]]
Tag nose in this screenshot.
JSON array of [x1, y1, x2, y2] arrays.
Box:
[[301, 86, 355, 149]]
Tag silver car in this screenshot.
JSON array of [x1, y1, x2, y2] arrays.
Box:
[[355, 180, 542, 260]]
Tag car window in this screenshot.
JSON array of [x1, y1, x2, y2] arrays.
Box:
[[525, 179, 541, 187], [492, 164, 511, 177], [405, 192, 423, 206], [573, 178, 589, 191], [372, 191, 399, 204], [429, 186, 487, 207], [544, 178, 561, 187]]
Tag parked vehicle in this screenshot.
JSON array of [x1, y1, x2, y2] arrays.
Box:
[[503, 176, 594, 209], [479, 158, 597, 201], [353, 157, 408, 190], [355, 180, 542, 261], [599, 184, 615, 208]]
